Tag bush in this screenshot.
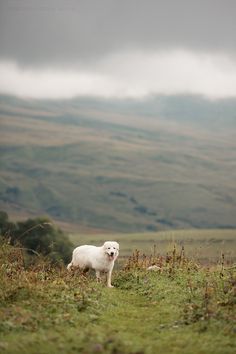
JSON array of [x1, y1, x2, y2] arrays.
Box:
[[0, 211, 73, 264], [0, 210, 16, 237]]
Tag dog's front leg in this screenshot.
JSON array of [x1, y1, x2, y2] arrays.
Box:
[[107, 270, 114, 288], [96, 270, 101, 283]]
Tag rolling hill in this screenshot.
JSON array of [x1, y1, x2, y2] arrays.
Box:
[[0, 94, 236, 231]]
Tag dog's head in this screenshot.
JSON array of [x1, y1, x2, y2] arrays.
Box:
[[103, 241, 119, 261]]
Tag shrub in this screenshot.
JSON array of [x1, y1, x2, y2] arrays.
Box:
[[0, 211, 73, 264], [0, 210, 16, 237]]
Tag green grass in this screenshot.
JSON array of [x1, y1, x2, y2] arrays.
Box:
[[0, 242, 235, 354]]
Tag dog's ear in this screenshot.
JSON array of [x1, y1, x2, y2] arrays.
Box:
[[115, 242, 119, 250]]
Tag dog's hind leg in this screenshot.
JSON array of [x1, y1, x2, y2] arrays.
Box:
[[67, 262, 73, 271], [96, 270, 101, 282]]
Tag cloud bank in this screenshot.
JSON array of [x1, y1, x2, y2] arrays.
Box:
[[1, 0, 236, 66], [1, 50, 236, 99], [1, 1, 236, 99]]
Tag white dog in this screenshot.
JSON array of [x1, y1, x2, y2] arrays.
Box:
[[67, 241, 119, 288]]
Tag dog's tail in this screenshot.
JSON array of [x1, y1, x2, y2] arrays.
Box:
[[67, 262, 73, 271]]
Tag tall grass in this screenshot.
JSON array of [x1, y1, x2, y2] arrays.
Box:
[[0, 240, 235, 354]]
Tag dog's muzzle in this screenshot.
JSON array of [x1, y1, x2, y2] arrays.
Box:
[[107, 252, 115, 260]]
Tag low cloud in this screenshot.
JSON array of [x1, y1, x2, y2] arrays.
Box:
[[1, 50, 236, 99]]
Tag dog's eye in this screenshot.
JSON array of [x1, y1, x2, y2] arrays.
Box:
[[108, 247, 111, 249]]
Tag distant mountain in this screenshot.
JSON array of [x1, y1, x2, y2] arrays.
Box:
[[0, 94, 236, 231]]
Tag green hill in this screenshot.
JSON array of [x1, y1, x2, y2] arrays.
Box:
[[0, 95, 236, 231]]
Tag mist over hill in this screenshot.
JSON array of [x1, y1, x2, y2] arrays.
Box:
[[0, 94, 235, 231]]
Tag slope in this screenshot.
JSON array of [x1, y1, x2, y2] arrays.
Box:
[[0, 95, 236, 231]]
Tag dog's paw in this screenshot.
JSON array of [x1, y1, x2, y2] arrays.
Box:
[[107, 284, 114, 288]]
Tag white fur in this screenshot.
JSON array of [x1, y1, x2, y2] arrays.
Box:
[[147, 265, 162, 271], [67, 241, 119, 287]]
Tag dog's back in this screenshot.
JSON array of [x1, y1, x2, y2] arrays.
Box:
[[67, 245, 100, 270]]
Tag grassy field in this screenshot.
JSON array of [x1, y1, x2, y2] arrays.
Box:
[[69, 229, 236, 264], [1, 95, 236, 232], [0, 241, 235, 354]]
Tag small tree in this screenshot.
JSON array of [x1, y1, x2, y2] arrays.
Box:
[[14, 217, 73, 263], [0, 211, 73, 264], [0, 210, 16, 238]]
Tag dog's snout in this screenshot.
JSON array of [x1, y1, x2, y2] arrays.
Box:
[[110, 252, 114, 256]]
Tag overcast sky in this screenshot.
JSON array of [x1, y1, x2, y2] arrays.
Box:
[[0, 0, 236, 99]]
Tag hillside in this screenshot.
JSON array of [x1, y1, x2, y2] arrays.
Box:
[[0, 95, 236, 231]]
